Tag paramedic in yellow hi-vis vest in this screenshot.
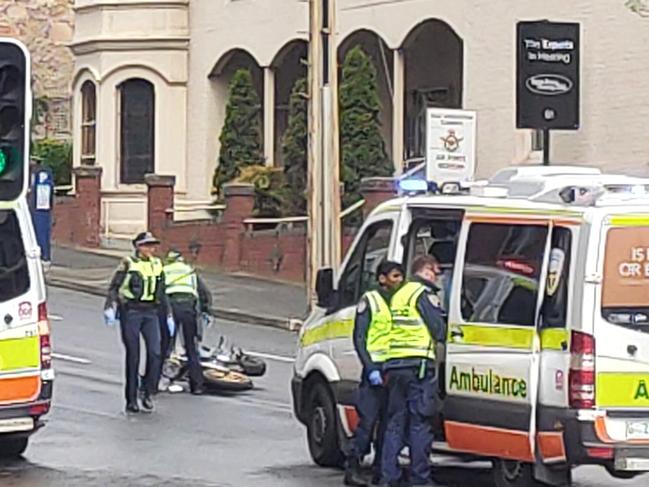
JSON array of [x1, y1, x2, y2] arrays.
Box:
[[163, 249, 207, 395], [104, 232, 174, 414], [344, 261, 405, 487], [380, 255, 446, 487]]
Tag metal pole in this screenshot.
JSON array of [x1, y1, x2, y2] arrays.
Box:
[[307, 0, 322, 305], [542, 129, 550, 166]]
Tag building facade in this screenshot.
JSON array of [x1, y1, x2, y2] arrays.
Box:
[[70, 0, 649, 237], [1, 0, 75, 139]]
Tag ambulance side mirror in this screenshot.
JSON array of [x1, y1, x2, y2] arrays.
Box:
[[316, 268, 334, 308]]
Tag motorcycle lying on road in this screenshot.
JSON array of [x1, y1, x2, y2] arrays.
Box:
[[159, 318, 267, 393]]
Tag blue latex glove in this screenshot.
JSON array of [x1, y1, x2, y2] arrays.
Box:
[[167, 315, 176, 336], [368, 370, 383, 387], [103, 307, 116, 327]]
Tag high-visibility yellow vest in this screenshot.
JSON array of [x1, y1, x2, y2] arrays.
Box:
[[364, 290, 392, 364], [386, 282, 435, 361], [119, 256, 164, 302], [164, 261, 198, 297]]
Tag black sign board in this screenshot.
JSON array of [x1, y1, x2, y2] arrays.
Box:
[[516, 21, 580, 130]]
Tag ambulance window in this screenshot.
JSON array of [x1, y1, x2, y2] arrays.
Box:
[[541, 228, 572, 329], [0, 210, 30, 302], [461, 223, 548, 326], [338, 220, 393, 309]]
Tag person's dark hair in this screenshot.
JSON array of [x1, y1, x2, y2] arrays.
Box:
[[377, 260, 404, 279], [411, 255, 439, 275]]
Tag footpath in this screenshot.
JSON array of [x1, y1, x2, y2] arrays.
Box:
[[46, 245, 308, 331]]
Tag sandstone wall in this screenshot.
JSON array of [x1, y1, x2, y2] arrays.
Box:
[[0, 0, 74, 139]]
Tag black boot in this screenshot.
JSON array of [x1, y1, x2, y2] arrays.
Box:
[[125, 402, 140, 413], [141, 394, 155, 412], [344, 458, 368, 487]]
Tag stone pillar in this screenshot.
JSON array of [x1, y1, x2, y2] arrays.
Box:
[[360, 177, 396, 219], [263, 67, 275, 166], [392, 49, 405, 174], [222, 183, 255, 271], [145, 174, 175, 238], [72, 166, 102, 247]]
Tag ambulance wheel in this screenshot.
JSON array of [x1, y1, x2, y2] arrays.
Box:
[[493, 460, 541, 487], [604, 465, 640, 479], [306, 381, 344, 468], [0, 437, 28, 458]]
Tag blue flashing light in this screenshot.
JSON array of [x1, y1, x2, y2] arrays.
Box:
[[398, 178, 428, 194]]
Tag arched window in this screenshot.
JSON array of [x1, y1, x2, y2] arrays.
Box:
[[80, 80, 96, 165], [119, 79, 155, 184]]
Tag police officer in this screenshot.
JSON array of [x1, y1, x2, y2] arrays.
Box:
[[380, 255, 446, 486], [163, 249, 206, 395], [104, 232, 174, 413], [345, 261, 405, 487]]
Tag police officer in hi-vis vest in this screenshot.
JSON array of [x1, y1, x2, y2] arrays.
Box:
[[104, 232, 175, 413], [344, 261, 404, 487], [380, 255, 446, 487], [162, 249, 207, 395]]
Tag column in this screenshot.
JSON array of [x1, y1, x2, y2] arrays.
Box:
[[392, 49, 405, 174], [144, 174, 175, 239], [263, 67, 275, 166]]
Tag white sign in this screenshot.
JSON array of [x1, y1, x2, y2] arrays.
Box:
[[425, 108, 477, 184], [36, 184, 51, 210]]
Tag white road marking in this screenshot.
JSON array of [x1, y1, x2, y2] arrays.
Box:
[[48, 314, 63, 321], [52, 352, 91, 365], [246, 351, 295, 363]]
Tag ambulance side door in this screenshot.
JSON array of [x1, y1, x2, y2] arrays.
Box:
[[329, 213, 399, 387], [444, 214, 552, 462]]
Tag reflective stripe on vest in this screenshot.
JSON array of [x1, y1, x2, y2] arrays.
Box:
[[387, 281, 435, 361], [119, 256, 164, 302], [164, 261, 198, 297], [364, 290, 392, 364]]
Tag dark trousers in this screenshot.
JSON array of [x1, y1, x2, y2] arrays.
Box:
[[159, 308, 175, 362], [171, 300, 204, 390], [120, 307, 161, 404], [348, 378, 387, 473], [381, 366, 437, 485]]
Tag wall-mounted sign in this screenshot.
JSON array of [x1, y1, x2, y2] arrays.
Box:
[[516, 21, 580, 130], [425, 108, 476, 184]]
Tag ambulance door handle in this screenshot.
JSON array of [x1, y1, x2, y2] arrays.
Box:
[[628, 345, 638, 357], [450, 329, 464, 340], [561, 341, 568, 351]]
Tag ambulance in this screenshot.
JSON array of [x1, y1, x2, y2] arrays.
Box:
[[0, 197, 53, 457], [292, 166, 649, 486]]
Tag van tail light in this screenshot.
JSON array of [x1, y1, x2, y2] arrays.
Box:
[[38, 302, 52, 370], [569, 331, 595, 409]]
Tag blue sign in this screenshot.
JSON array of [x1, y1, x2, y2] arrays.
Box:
[[29, 167, 53, 262]]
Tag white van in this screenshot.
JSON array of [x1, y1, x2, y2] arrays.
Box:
[[0, 197, 52, 457], [292, 166, 649, 486]]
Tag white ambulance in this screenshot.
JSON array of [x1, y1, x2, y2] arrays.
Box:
[[291, 166, 649, 486]]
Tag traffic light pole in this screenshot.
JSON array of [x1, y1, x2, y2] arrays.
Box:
[[307, 0, 341, 305]]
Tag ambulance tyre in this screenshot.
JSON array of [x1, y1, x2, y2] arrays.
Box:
[[493, 460, 542, 487], [306, 380, 344, 468], [0, 437, 28, 458], [604, 465, 640, 480]]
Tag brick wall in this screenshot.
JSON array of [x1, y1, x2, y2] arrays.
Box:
[[53, 173, 394, 283]]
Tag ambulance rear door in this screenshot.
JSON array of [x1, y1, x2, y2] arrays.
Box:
[[444, 210, 553, 462]]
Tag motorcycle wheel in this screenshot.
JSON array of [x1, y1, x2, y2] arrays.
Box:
[[203, 368, 253, 392], [238, 355, 267, 377]]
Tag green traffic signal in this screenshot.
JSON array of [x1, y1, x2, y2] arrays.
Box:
[[0, 149, 5, 174]]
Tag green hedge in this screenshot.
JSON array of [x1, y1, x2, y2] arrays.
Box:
[[31, 138, 72, 186]]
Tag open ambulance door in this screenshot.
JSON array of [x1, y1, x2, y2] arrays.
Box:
[[443, 211, 553, 471]]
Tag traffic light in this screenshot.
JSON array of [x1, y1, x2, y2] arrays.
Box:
[[0, 38, 30, 202]]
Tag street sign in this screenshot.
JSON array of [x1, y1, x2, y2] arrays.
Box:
[[516, 21, 580, 130], [0, 38, 30, 201], [425, 108, 476, 184]]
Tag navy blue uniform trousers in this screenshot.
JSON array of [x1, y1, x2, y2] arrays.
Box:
[[381, 366, 437, 485], [348, 378, 387, 472]]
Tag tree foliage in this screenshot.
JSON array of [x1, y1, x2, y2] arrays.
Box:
[[281, 77, 308, 215]]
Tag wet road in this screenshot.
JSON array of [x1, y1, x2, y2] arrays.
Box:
[[1, 287, 647, 486]]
